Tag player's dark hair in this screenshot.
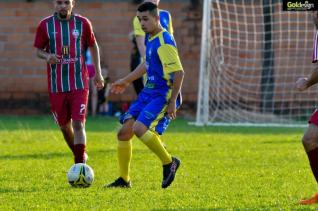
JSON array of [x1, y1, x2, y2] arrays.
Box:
[[137, 2, 158, 17]]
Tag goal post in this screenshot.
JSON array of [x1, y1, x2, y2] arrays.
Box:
[[196, 0, 318, 126], [196, 0, 212, 126]]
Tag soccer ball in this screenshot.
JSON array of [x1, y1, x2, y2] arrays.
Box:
[[67, 163, 94, 188]]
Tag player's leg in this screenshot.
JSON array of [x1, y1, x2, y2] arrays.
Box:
[[106, 119, 134, 188], [60, 121, 75, 154], [50, 93, 75, 155], [72, 120, 86, 163], [116, 118, 134, 183], [59, 119, 88, 163], [299, 110, 318, 204], [133, 120, 180, 188], [69, 89, 89, 163], [106, 94, 148, 188], [133, 121, 172, 164], [133, 96, 180, 188]]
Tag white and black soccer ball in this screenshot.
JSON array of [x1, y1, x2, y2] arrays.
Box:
[[67, 163, 94, 188]]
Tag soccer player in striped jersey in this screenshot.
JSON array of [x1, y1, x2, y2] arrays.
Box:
[[106, 2, 183, 188], [297, 11, 318, 205], [131, 0, 174, 95], [33, 0, 104, 164]]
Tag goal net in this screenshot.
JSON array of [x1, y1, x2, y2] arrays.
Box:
[[196, 0, 318, 126]]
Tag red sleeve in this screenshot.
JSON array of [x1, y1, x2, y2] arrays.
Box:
[[83, 18, 96, 47], [34, 21, 48, 49]]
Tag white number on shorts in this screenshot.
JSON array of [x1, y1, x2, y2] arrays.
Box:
[[80, 104, 86, 115]]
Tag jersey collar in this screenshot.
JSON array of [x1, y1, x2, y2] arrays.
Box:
[[148, 29, 166, 42]]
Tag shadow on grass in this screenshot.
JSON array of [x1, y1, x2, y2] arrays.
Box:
[[0, 115, 306, 135], [0, 152, 70, 160], [0, 188, 36, 194], [0, 115, 118, 132], [262, 140, 299, 144], [151, 207, 298, 211], [0, 149, 115, 160]]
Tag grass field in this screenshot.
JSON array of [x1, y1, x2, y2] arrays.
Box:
[[1, 115, 318, 210]]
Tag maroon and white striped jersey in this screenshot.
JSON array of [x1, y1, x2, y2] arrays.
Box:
[[34, 13, 95, 93]]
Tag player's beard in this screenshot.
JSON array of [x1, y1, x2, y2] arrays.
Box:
[[59, 12, 68, 19]]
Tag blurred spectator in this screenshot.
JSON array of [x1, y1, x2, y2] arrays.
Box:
[[97, 73, 112, 116], [86, 50, 109, 116], [129, 31, 144, 95]]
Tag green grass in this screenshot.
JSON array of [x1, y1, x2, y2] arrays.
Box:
[[0, 115, 317, 210]]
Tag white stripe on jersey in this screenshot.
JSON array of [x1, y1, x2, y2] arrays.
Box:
[[74, 16, 77, 90], [313, 31, 318, 63], [50, 16, 58, 92], [53, 17, 57, 92], [60, 21, 64, 92], [46, 21, 54, 92], [67, 21, 70, 91], [79, 21, 84, 89]]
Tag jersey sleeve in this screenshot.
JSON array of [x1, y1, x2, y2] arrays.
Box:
[[157, 44, 183, 74], [83, 18, 96, 47], [34, 21, 49, 49], [133, 16, 145, 37], [168, 13, 174, 35]]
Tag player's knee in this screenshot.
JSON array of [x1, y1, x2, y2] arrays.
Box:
[[117, 129, 133, 141], [132, 122, 147, 137], [72, 121, 84, 131], [302, 132, 318, 150], [60, 126, 68, 133], [59, 122, 71, 132]]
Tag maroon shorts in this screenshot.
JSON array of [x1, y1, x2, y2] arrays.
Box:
[[309, 109, 318, 126], [49, 89, 89, 126]]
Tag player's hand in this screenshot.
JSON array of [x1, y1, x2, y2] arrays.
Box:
[[296, 77, 309, 91], [110, 79, 129, 94], [94, 73, 104, 90], [46, 54, 60, 64], [166, 100, 177, 119]]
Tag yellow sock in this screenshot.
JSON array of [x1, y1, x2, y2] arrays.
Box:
[[117, 140, 132, 182], [139, 130, 172, 165]]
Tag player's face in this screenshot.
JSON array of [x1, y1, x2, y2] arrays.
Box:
[[54, 0, 74, 19], [137, 11, 159, 34], [144, 0, 160, 5]]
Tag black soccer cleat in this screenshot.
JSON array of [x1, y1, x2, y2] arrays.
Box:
[[162, 157, 181, 188], [105, 177, 132, 188]]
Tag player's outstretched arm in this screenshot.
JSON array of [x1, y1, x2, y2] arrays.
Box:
[[296, 66, 318, 91], [110, 62, 146, 94], [166, 70, 184, 119]]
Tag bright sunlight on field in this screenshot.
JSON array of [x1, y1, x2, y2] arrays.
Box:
[[0, 116, 316, 210]]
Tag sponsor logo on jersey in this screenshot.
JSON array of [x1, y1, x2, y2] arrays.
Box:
[[62, 45, 70, 56], [57, 57, 79, 64], [72, 29, 80, 39]]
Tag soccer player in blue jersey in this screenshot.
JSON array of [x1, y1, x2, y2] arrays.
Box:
[[131, 0, 174, 95], [106, 2, 184, 188]]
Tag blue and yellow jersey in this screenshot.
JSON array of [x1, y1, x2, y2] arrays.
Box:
[[143, 30, 183, 98], [133, 9, 173, 37]]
